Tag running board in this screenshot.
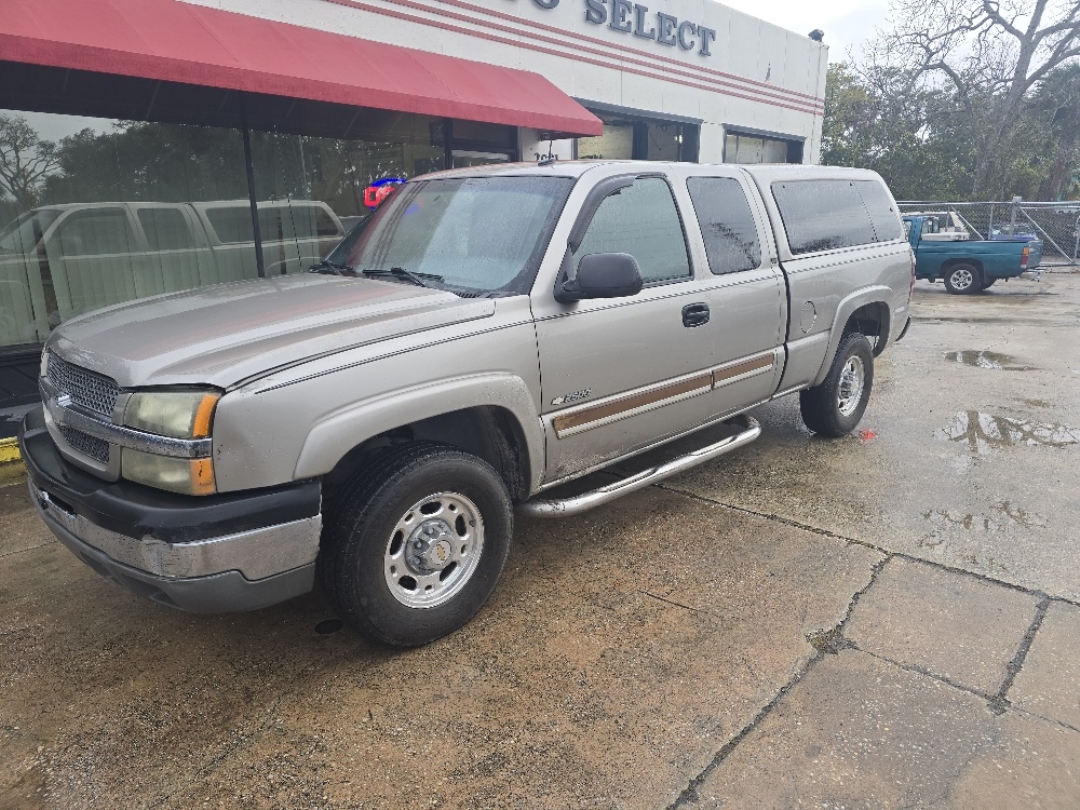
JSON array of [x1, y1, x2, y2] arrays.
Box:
[[519, 415, 761, 518]]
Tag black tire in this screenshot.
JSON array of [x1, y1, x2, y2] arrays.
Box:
[[318, 442, 513, 647], [800, 332, 874, 437], [942, 263, 982, 294]]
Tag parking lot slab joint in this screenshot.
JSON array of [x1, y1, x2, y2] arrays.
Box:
[[666, 549, 888, 809], [661, 483, 1080, 612], [992, 595, 1052, 714]]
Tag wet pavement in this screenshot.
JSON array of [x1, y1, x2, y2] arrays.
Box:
[[3, 274, 1080, 808]]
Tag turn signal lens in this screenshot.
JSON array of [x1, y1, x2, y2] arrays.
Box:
[[122, 449, 216, 496]]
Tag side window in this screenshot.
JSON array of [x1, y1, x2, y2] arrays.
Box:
[[574, 177, 691, 284], [772, 180, 877, 255], [854, 180, 903, 242], [315, 207, 341, 237], [205, 208, 255, 244], [686, 177, 762, 275], [137, 208, 196, 251], [51, 209, 138, 257]]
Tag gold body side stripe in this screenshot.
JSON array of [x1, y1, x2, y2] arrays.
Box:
[[552, 350, 778, 439]]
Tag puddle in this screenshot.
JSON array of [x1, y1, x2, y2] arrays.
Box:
[[937, 411, 1080, 454], [945, 350, 1033, 370], [922, 501, 1048, 534]]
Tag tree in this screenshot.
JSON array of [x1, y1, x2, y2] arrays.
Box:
[[821, 62, 975, 200], [0, 114, 59, 209], [1031, 62, 1080, 199], [871, 0, 1080, 196]]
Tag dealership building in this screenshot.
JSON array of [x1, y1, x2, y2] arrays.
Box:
[[0, 0, 827, 425]]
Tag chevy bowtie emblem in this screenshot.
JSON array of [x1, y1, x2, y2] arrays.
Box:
[[56, 394, 72, 408]]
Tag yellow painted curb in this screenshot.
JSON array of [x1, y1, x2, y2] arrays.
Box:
[[0, 438, 20, 465]]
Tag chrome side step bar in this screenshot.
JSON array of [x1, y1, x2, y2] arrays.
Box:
[[519, 416, 761, 518]]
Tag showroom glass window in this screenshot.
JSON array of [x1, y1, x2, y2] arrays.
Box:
[[0, 107, 456, 350], [0, 110, 251, 349]]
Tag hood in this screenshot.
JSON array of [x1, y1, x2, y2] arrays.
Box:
[[49, 275, 496, 389]]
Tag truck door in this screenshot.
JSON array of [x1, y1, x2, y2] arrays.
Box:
[[534, 175, 730, 481], [682, 173, 786, 412]]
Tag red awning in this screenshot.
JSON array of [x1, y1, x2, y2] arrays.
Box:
[[0, 0, 603, 137]]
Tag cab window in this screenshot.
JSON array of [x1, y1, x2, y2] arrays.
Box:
[[686, 177, 761, 275], [574, 178, 691, 284]]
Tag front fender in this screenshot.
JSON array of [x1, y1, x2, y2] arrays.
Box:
[[812, 287, 892, 387], [292, 373, 545, 491]]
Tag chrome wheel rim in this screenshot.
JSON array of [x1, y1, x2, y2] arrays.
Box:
[[950, 268, 974, 290], [837, 355, 865, 417], [383, 492, 484, 609]]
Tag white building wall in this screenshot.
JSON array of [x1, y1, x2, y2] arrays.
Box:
[[183, 0, 828, 164]]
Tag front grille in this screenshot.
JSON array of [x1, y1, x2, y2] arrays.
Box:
[[47, 352, 120, 417], [59, 425, 110, 464]]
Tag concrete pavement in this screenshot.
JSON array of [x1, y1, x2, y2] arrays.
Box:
[[2, 273, 1080, 809]]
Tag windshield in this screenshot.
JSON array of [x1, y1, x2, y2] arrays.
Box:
[[330, 176, 574, 295]]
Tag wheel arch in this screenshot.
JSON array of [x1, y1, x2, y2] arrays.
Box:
[[941, 257, 984, 275], [295, 375, 543, 503], [812, 289, 891, 387]]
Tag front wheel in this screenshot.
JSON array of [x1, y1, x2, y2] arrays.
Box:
[[319, 443, 513, 647], [800, 332, 874, 437], [943, 263, 981, 294]]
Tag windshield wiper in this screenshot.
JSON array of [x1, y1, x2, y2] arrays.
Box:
[[361, 267, 443, 288], [309, 258, 355, 275]]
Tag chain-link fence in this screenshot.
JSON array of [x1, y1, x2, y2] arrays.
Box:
[[897, 200, 1080, 266]]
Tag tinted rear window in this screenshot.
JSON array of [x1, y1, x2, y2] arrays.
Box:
[[853, 180, 902, 242], [686, 177, 761, 275], [772, 179, 877, 255]]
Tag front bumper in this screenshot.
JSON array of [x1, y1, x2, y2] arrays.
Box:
[[19, 407, 322, 613]]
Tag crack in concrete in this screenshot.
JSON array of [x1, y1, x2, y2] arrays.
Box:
[[992, 596, 1052, 713], [655, 485, 1080, 807], [0, 539, 56, 560], [657, 484, 1080, 610], [852, 646, 997, 703], [666, 546, 889, 808], [642, 591, 702, 613], [1009, 704, 1080, 736]]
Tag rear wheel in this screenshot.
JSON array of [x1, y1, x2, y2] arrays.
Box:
[[319, 443, 513, 647], [943, 263, 981, 294], [800, 332, 874, 437]]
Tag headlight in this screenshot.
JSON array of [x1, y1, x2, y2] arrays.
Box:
[[124, 390, 219, 439], [122, 390, 220, 495]]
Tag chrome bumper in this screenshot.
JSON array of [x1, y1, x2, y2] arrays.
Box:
[[29, 478, 321, 582]]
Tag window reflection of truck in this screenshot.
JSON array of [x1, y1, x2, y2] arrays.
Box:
[[0, 200, 344, 346]]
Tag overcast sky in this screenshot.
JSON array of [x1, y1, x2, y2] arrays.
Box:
[[720, 0, 892, 61]]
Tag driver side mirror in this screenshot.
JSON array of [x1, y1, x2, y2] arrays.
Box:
[[555, 252, 643, 303]]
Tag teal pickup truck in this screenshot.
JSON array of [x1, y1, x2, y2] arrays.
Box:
[[904, 214, 1043, 294]]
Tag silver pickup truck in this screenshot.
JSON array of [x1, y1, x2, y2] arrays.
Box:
[[19, 161, 913, 646]]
